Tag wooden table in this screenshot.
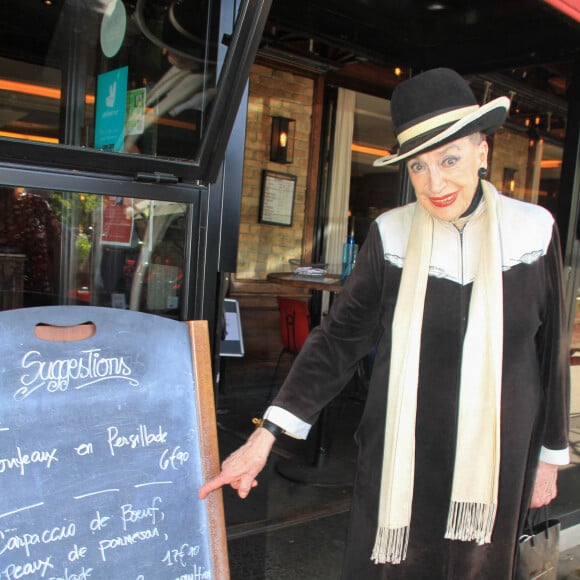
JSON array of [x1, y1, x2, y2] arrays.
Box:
[[267, 270, 355, 486], [267, 271, 343, 320], [266, 271, 343, 293]]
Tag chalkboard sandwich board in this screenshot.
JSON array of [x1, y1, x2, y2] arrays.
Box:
[[0, 306, 228, 579]]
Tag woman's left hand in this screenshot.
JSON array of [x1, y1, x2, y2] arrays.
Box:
[[529, 461, 558, 508]]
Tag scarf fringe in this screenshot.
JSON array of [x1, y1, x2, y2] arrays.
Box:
[[371, 526, 409, 565], [444, 501, 497, 545]]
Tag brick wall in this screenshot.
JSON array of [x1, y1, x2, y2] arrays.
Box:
[[236, 64, 315, 279]]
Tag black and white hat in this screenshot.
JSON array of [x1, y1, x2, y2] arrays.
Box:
[[374, 68, 510, 166]]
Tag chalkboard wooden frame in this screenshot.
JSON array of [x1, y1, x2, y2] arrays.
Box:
[[188, 320, 230, 578], [0, 307, 229, 579]]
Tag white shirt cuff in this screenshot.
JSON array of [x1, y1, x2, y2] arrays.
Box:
[[540, 445, 570, 465], [263, 406, 312, 440]]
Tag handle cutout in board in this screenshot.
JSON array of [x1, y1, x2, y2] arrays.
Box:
[[34, 321, 96, 342]]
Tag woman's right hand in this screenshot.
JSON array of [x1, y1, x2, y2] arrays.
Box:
[[198, 427, 276, 500]]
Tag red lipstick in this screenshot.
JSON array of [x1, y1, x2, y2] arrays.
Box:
[[430, 192, 457, 208]]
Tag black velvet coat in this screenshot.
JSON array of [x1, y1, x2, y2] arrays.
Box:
[[271, 189, 569, 579]]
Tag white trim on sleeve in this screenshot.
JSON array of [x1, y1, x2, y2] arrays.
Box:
[[540, 445, 570, 465], [263, 406, 312, 440]]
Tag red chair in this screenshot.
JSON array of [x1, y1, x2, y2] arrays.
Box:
[[268, 297, 311, 400]]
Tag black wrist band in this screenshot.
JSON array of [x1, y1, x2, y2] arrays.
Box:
[[253, 418, 284, 438]]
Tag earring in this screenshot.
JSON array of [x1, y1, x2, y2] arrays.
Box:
[[478, 167, 488, 179]]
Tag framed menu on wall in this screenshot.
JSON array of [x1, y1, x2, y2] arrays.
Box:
[[259, 170, 296, 226]]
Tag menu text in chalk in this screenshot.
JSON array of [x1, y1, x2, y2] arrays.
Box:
[[0, 307, 228, 579]]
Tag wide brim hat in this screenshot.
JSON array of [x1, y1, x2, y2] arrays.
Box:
[[374, 68, 510, 167]]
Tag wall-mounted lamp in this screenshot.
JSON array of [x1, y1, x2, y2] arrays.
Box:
[[270, 116, 295, 164]]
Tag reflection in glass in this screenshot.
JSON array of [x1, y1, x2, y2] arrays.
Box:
[[92, 196, 187, 314], [0, 0, 221, 162], [0, 186, 61, 307], [0, 185, 188, 319]]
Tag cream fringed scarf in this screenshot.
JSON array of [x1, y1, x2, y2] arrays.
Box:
[[371, 182, 504, 565]]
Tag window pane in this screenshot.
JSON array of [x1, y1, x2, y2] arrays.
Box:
[[0, 0, 222, 162], [0, 184, 189, 319]]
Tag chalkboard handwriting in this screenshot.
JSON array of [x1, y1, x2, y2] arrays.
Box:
[[15, 349, 139, 401], [0, 311, 216, 579], [73, 489, 120, 500], [47, 565, 93, 580], [89, 510, 110, 533], [106, 425, 167, 456], [161, 543, 201, 567], [0, 502, 44, 521], [98, 527, 160, 562], [134, 481, 173, 488], [159, 447, 190, 471], [2, 556, 54, 579], [173, 567, 211, 580], [0, 522, 76, 558], [121, 497, 163, 531], [0, 446, 58, 476]]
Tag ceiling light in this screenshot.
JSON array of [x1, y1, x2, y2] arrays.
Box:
[[351, 143, 391, 157], [426, 2, 447, 11]]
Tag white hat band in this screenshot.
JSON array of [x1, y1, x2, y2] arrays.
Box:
[[397, 105, 480, 147]]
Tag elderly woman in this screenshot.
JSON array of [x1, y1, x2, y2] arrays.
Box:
[[200, 68, 570, 578]]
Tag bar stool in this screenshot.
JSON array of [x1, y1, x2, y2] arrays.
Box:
[[267, 297, 310, 401]]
